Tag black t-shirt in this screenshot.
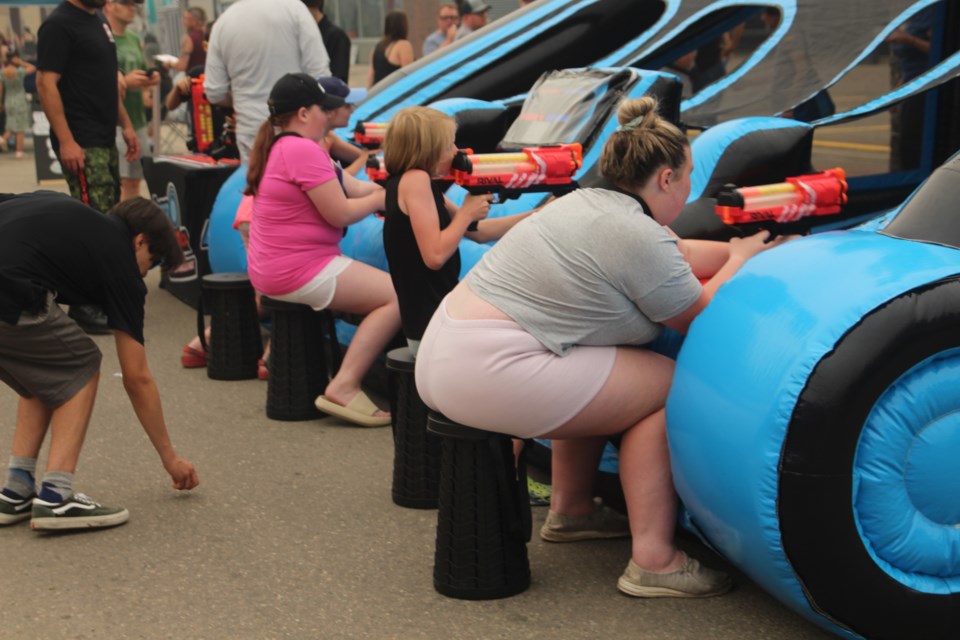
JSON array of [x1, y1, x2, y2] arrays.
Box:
[[319, 17, 351, 83], [37, 2, 118, 152], [383, 176, 461, 342], [0, 191, 147, 343]]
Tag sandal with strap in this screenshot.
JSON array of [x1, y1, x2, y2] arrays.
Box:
[[315, 391, 391, 428], [181, 344, 208, 368]]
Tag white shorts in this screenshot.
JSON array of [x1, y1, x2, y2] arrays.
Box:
[[415, 300, 617, 439], [270, 256, 353, 311], [116, 127, 151, 180]]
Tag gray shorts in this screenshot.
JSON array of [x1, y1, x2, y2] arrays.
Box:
[[0, 292, 103, 408], [115, 126, 150, 180]]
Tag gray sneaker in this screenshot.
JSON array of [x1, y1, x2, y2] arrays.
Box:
[[31, 492, 130, 531], [617, 554, 733, 598], [540, 501, 630, 542], [0, 490, 35, 525]]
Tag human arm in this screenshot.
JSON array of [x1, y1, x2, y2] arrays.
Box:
[[675, 238, 730, 279], [171, 33, 193, 72], [36, 70, 85, 174], [367, 51, 376, 88], [887, 26, 931, 54], [124, 68, 160, 91], [661, 231, 792, 335], [117, 96, 140, 162], [341, 170, 382, 198], [327, 133, 370, 175], [464, 208, 533, 244], [442, 23, 458, 48], [307, 178, 384, 228], [394, 40, 415, 68], [401, 170, 490, 270], [114, 331, 199, 490], [165, 75, 191, 111], [15, 55, 36, 75], [202, 27, 231, 107]]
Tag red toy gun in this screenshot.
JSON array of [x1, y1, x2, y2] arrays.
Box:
[[451, 143, 582, 201], [715, 168, 847, 225], [190, 75, 216, 154], [353, 121, 388, 149], [364, 153, 389, 183], [364, 150, 470, 186]]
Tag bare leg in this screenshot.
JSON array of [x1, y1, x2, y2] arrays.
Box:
[[544, 347, 681, 571], [322, 261, 400, 413], [121, 178, 141, 202], [12, 371, 100, 473], [15, 132, 25, 155], [619, 408, 682, 572], [549, 438, 606, 516], [185, 326, 212, 352]]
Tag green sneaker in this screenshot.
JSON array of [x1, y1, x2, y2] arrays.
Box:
[[31, 492, 130, 531], [0, 489, 35, 525], [540, 499, 630, 542], [527, 477, 552, 507]]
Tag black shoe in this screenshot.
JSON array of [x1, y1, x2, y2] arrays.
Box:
[[68, 304, 111, 335]]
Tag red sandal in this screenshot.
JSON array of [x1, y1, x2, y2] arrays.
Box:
[[181, 344, 208, 368]]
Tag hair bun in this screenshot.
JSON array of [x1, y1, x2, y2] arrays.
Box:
[[617, 97, 658, 129]]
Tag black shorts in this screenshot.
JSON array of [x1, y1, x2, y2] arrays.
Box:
[[0, 292, 102, 408]]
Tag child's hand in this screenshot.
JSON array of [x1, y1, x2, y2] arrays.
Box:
[[462, 194, 493, 223]]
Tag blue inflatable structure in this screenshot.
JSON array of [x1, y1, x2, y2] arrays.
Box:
[[668, 153, 960, 639]]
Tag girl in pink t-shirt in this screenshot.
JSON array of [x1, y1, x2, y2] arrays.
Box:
[[245, 73, 400, 427]]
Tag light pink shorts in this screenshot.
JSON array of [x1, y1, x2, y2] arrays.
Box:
[[270, 255, 352, 311], [415, 301, 617, 438]]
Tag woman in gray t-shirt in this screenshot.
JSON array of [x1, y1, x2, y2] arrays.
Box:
[[415, 97, 790, 599]]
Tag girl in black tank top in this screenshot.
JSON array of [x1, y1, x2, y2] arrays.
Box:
[[381, 106, 534, 348]]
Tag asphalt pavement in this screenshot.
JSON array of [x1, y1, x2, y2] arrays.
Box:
[[0, 109, 845, 639]]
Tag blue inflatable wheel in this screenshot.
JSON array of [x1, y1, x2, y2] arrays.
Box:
[[779, 276, 960, 639]]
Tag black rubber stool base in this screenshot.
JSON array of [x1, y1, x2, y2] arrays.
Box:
[[428, 412, 531, 600], [261, 297, 340, 421], [202, 273, 262, 381], [386, 348, 440, 509]]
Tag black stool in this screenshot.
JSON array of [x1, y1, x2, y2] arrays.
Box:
[[260, 297, 341, 421], [201, 273, 262, 381], [427, 411, 531, 600], [386, 348, 440, 509]]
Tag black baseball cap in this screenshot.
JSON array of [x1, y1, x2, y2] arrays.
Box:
[[461, 0, 491, 14], [268, 73, 344, 115]]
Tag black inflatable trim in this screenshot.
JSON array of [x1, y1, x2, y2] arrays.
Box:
[[780, 276, 960, 640], [882, 153, 960, 250], [366, 0, 662, 119]]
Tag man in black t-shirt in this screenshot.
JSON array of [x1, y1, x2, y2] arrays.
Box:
[[0, 192, 200, 532], [37, 0, 143, 335], [36, 0, 140, 213], [303, 0, 351, 82]]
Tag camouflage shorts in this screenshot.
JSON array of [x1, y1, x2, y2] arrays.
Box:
[[63, 146, 121, 213]]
